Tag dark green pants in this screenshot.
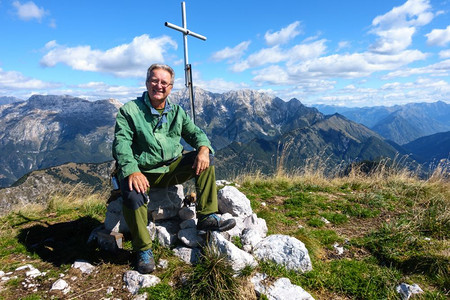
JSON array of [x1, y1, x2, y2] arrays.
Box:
[[120, 152, 218, 251]]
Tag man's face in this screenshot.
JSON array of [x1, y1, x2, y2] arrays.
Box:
[[146, 68, 173, 105]]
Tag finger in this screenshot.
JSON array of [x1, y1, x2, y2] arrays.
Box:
[[128, 177, 134, 191]]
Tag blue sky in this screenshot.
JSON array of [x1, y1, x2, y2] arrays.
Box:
[[0, 0, 449, 107]]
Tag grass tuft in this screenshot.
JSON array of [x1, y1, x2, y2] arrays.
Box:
[[186, 244, 242, 300]]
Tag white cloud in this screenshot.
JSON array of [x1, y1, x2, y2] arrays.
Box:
[[40, 34, 177, 77], [0, 68, 58, 90], [12, 1, 46, 22], [370, 27, 416, 54], [307, 75, 450, 107], [287, 39, 327, 62], [211, 41, 251, 62], [252, 65, 290, 85], [370, 0, 434, 54], [49, 18, 56, 28], [371, 0, 433, 28], [337, 41, 351, 51], [196, 77, 249, 93], [231, 46, 285, 72], [383, 59, 450, 79], [231, 40, 327, 73], [265, 21, 302, 46], [71, 82, 142, 101], [426, 25, 450, 46], [439, 49, 450, 58]]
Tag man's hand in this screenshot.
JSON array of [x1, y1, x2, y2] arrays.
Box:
[[128, 172, 150, 193], [193, 146, 210, 175]]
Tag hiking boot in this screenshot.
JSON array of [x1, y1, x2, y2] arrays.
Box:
[[197, 213, 236, 232], [136, 249, 155, 274]]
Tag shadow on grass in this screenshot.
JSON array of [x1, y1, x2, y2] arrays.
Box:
[[17, 216, 131, 267]]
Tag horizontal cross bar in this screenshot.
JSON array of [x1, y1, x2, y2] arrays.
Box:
[[165, 22, 207, 41]]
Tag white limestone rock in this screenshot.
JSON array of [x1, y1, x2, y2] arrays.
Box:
[[72, 260, 95, 275], [178, 228, 204, 248], [123, 270, 160, 295], [210, 231, 258, 272], [253, 234, 312, 272], [104, 185, 184, 233], [148, 185, 184, 221], [242, 213, 268, 237], [155, 220, 179, 247], [178, 206, 196, 220], [333, 242, 344, 255], [396, 283, 424, 300], [180, 218, 197, 229], [51, 279, 70, 294], [173, 246, 201, 265], [218, 186, 253, 217], [104, 196, 128, 232], [241, 228, 264, 251], [252, 273, 315, 300]]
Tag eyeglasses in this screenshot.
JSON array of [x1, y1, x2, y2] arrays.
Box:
[[149, 78, 173, 88]]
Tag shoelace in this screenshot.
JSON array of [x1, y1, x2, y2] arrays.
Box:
[[210, 213, 220, 225], [138, 250, 152, 263]]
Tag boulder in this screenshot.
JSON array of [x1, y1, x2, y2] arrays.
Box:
[[252, 273, 315, 300], [178, 228, 204, 248], [253, 235, 312, 272], [218, 186, 252, 217], [210, 231, 258, 272], [123, 270, 160, 295], [155, 220, 180, 247], [104, 185, 184, 233], [173, 246, 201, 264]]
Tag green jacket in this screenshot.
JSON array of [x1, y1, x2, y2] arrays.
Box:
[[113, 92, 213, 181]]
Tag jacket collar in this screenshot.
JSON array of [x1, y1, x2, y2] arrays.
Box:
[[143, 91, 172, 127], [142, 91, 172, 115]]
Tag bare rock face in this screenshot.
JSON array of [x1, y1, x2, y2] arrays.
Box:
[[0, 95, 121, 187]]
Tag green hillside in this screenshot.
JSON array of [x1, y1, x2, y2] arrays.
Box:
[[0, 166, 448, 299]]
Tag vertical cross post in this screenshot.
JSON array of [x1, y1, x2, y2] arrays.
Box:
[[165, 1, 206, 124]]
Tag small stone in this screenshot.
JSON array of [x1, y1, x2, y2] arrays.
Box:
[[178, 206, 196, 220], [396, 283, 424, 300], [51, 278, 70, 294], [26, 268, 42, 278], [157, 259, 169, 269], [320, 217, 330, 224], [179, 218, 197, 229], [72, 260, 95, 275], [16, 264, 33, 271], [333, 243, 344, 255]]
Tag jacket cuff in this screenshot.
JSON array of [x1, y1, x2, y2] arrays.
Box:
[[119, 164, 141, 181]]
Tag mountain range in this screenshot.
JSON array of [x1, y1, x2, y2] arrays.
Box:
[[313, 101, 450, 145], [0, 95, 120, 187], [0, 89, 448, 188]]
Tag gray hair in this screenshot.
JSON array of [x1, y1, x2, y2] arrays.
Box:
[[146, 63, 175, 84]]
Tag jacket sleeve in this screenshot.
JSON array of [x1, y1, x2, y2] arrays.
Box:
[[112, 107, 141, 180], [180, 108, 215, 154]]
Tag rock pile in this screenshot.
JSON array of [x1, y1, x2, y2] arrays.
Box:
[[97, 182, 315, 298]]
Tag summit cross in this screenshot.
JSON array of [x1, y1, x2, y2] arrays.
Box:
[[165, 1, 207, 124]]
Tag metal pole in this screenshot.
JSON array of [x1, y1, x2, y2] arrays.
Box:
[[182, 2, 189, 66], [165, 1, 206, 124], [186, 64, 196, 124]]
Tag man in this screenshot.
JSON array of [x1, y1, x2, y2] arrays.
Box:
[[113, 63, 235, 274]]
